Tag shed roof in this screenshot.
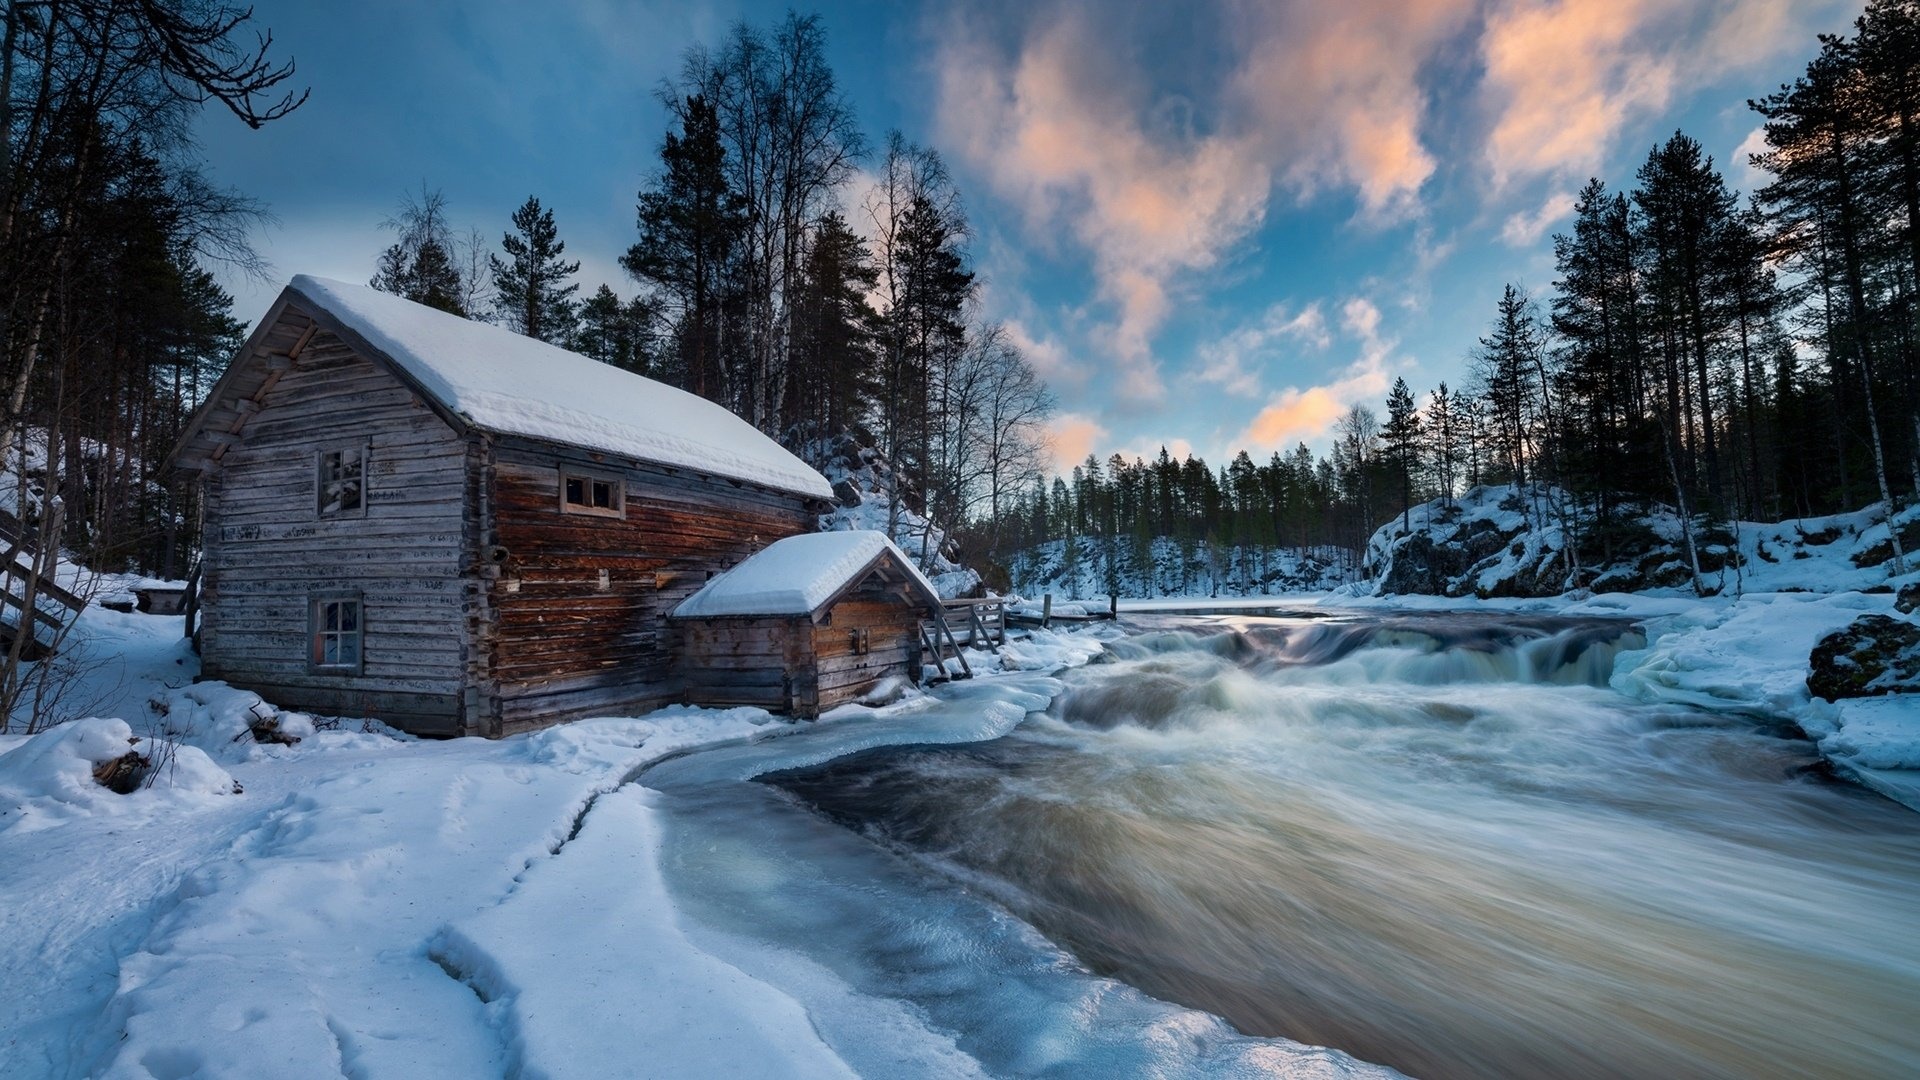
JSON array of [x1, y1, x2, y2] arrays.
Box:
[[672, 530, 940, 618], [173, 276, 833, 501]]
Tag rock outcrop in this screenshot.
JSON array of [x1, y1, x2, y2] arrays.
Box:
[[1807, 615, 1920, 701]]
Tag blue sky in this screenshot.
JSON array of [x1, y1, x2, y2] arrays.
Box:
[[196, 0, 1862, 471]]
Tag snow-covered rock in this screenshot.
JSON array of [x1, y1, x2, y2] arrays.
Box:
[[0, 717, 236, 832], [806, 432, 981, 598], [1370, 486, 1920, 600]]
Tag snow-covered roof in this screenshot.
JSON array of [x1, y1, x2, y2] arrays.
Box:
[[672, 530, 939, 618], [286, 276, 833, 501]]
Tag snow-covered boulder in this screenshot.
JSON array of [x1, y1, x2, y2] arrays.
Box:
[[805, 431, 983, 598], [0, 717, 237, 831], [1807, 614, 1920, 701]]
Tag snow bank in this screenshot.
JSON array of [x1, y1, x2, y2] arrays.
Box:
[[0, 717, 236, 832], [291, 277, 832, 501], [80, 709, 783, 1080], [674, 530, 935, 618], [432, 786, 860, 1080]]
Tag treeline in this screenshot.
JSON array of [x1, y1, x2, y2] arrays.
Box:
[[1001, 0, 1920, 595], [369, 14, 1055, 570], [0, 2, 302, 576]]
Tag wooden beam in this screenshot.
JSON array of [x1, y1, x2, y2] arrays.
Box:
[[287, 322, 319, 360]]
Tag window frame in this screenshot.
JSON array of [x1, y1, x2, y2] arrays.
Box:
[[315, 441, 370, 519], [558, 467, 626, 518], [307, 592, 365, 675]]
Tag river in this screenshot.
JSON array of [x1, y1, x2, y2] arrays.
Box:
[[643, 611, 1920, 1079]]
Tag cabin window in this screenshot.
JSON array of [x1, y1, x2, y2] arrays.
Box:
[[559, 469, 624, 517], [309, 595, 363, 673], [316, 445, 366, 517]]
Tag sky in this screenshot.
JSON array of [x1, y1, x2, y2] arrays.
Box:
[[194, 0, 1864, 473]]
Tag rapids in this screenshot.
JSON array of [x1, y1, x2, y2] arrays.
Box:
[[651, 613, 1920, 1079]]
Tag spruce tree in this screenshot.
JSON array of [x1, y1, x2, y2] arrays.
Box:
[[370, 186, 469, 316], [573, 284, 655, 373], [624, 94, 746, 400], [787, 210, 880, 436], [1383, 377, 1423, 530], [490, 196, 581, 344]]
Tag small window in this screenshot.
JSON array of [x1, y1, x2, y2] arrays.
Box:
[[559, 469, 624, 517], [317, 446, 366, 517], [309, 596, 363, 673]]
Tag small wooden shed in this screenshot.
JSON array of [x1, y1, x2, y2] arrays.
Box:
[[672, 531, 941, 717], [167, 275, 835, 737]]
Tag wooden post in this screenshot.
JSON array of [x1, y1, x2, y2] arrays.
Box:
[[1042, 593, 1052, 628], [1109, 594, 1118, 619], [997, 600, 1006, 644], [938, 615, 973, 678]]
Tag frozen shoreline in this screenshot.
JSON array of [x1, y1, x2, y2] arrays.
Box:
[[3, 583, 1912, 1077]]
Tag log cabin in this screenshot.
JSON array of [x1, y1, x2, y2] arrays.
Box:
[[672, 530, 943, 717], [168, 275, 841, 737]]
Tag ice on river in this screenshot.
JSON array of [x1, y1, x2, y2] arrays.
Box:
[[5, 597, 1917, 1079]]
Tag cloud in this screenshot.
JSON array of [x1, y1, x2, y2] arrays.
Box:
[[1479, 0, 1831, 188], [1730, 124, 1771, 193], [1499, 189, 1577, 247], [1002, 318, 1085, 389], [1196, 301, 1332, 398], [1230, 1, 1476, 220], [931, 0, 1471, 405], [1234, 297, 1394, 450], [1047, 412, 1108, 471], [1112, 437, 1196, 466], [933, 9, 1267, 402]]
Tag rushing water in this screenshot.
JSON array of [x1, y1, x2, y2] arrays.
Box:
[[648, 613, 1920, 1080]]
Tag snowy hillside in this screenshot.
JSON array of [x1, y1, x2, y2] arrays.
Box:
[[1011, 535, 1358, 600], [808, 432, 982, 598], [1368, 484, 1920, 600]]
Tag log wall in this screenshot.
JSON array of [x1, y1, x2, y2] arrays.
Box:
[[197, 301, 822, 737], [808, 596, 922, 713], [481, 437, 814, 734], [199, 315, 475, 734], [678, 592, 922, 718], [677, 616, 812, 713]]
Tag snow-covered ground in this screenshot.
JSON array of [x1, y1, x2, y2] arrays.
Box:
[[5, 519, 1916, 1076], [0, 602, 1151, 1080]]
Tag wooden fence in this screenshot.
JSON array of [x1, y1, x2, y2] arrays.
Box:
[[919, 598, 1011, 681], [0, 505, 85, 656]]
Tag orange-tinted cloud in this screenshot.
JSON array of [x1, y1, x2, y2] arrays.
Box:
[[1230, 0, 1476, 219], [1047, 413, 1108, 471], [1235, 297, 1394, 450], [932, 0, 1470, 404], [1481, 0, 1829, 187]]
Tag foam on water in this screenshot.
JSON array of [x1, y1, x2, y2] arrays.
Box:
[[651, 614, 1920, 1080]]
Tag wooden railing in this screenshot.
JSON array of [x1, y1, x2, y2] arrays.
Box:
[[0, 505, 86, 654], [940, 597, 1007, 651]]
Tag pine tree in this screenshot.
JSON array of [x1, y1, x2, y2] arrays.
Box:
[[490, 195, 581, 344], [370, 186, 469, 316], [623, 94, 746, 400], [573, 284, 655, 373], [1383, 377, 1423, 530]]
